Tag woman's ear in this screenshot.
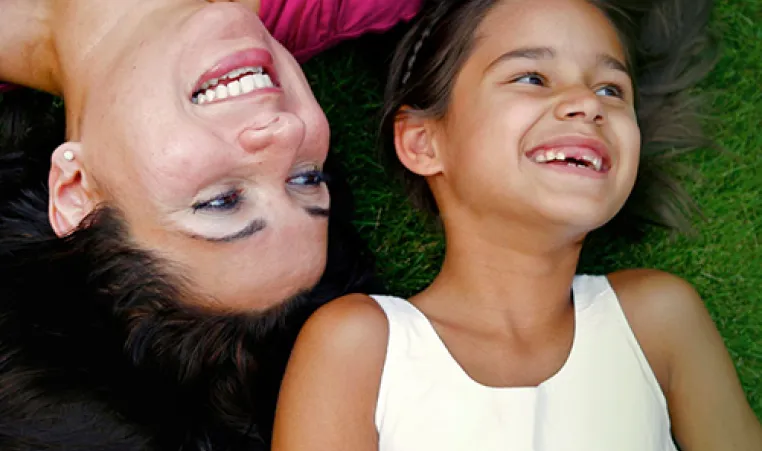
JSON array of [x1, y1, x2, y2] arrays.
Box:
[[393, 109, 444, 177], [48, 142, 98, 237]]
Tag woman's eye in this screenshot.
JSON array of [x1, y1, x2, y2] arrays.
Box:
[[595, 84, 625, 99], [192, 190, 242, 213], [513, 72, 546, 86], [287, 170, 327, 187]]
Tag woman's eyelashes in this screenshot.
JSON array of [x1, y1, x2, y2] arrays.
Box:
[[192, 189, 243, 213], [191, 170, 327, 214], [287, 169, 328, 188]]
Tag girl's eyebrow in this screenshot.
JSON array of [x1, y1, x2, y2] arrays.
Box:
[[597, 53, 630, 75], [485, 46, 629, 76], [485, 46, 556, 74]]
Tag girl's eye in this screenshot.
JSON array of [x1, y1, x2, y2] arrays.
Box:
[[287, 170, 327, 187], [513, 72, 546, 86], [192, 189, 242, 213], [595, 84, 625, 99]]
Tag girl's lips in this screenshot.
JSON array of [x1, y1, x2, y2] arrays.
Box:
[[192, 48, 279, 96]]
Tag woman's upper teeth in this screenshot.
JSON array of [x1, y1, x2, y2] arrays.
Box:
[[194, 67, 275, 105]]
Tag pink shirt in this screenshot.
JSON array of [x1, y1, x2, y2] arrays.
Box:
[[0, 0, 423, 92], [261, 0, 423, 63]]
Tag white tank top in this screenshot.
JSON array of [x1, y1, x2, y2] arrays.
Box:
[[371, 275, 677, 451]]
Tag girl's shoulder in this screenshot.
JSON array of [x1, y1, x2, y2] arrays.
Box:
[[607, 269, 706, 340], [606, 272, 762, 446], [274, 294, 390, 449], [291, 293, 390, 370], [607, 268, 704, 327]]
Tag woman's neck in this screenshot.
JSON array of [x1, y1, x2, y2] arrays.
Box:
[[1, 0, 190, 139], [1, 0, 59, 93], [414, 213, 584, 334]]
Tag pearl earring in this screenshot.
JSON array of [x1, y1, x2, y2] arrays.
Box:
[[63, 150, 75, 162]]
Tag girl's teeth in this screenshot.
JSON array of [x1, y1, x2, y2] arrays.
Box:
[[531, 148, 604, 172]]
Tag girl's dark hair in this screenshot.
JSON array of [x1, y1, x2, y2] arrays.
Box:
[[380, 0, 718, 235], [0, 89, 378, 450]]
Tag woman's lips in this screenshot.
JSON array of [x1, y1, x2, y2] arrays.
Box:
[[191, 48, 280, 103]]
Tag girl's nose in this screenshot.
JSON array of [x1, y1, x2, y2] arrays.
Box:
[[554, 87, 605, 125]]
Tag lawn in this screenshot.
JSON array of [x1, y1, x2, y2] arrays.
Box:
[[303, 0, 761, 417]]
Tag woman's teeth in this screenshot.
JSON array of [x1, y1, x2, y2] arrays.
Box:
[[193, 67, 276, 105]]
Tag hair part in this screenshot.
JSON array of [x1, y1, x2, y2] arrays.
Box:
[[381, 0, 718, 236]]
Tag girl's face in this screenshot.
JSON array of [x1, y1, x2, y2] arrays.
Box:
[[429, 0, 640, 236], [72, 2, 330, 311]]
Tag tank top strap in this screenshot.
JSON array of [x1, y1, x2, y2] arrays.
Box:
[[368, 295, 460, 433], [571, 275, 669, 411], [570, 274, 613, 311], [368, 294, 448, 359]]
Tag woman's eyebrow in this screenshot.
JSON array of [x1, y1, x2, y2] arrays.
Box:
[[186, 206, 327, 244], [304, 206, 330, 218], [189, 218, 267, 243]]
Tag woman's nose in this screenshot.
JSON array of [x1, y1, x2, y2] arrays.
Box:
[[237, 112, 306, 155]]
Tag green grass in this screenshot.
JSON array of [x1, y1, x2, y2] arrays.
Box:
[[304, 1, 762, 417]]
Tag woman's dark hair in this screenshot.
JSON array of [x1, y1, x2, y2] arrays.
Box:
[[0, 89, 378, 450], [380, 0, 718, 235]]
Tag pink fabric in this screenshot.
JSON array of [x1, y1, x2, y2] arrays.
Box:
[[0, 83, 17, 94], [260, 0, 423, 63]]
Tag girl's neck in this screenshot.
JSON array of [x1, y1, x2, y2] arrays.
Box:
[[413, 214, 583, 334]]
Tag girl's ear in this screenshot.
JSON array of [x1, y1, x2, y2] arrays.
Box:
[[48, 142, 99, 237], [393, 108, 444, 177]]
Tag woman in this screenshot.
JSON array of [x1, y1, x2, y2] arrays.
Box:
[[0, 0, 419, 449], [0, 0, 420, 311]]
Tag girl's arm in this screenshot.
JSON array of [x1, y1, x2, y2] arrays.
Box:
[[612, 270, 762, 450], [271, 294, 388, 451], [663, 279, 762, 450], [259, 0, 423, 63]]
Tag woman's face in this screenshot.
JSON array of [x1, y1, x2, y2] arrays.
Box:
[[75, 2, 331, 311]]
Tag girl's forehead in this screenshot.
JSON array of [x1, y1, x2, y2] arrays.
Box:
[[473, 0, 625, 56]]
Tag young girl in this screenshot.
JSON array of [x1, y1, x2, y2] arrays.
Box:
[[272, 0, 762, 450]]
